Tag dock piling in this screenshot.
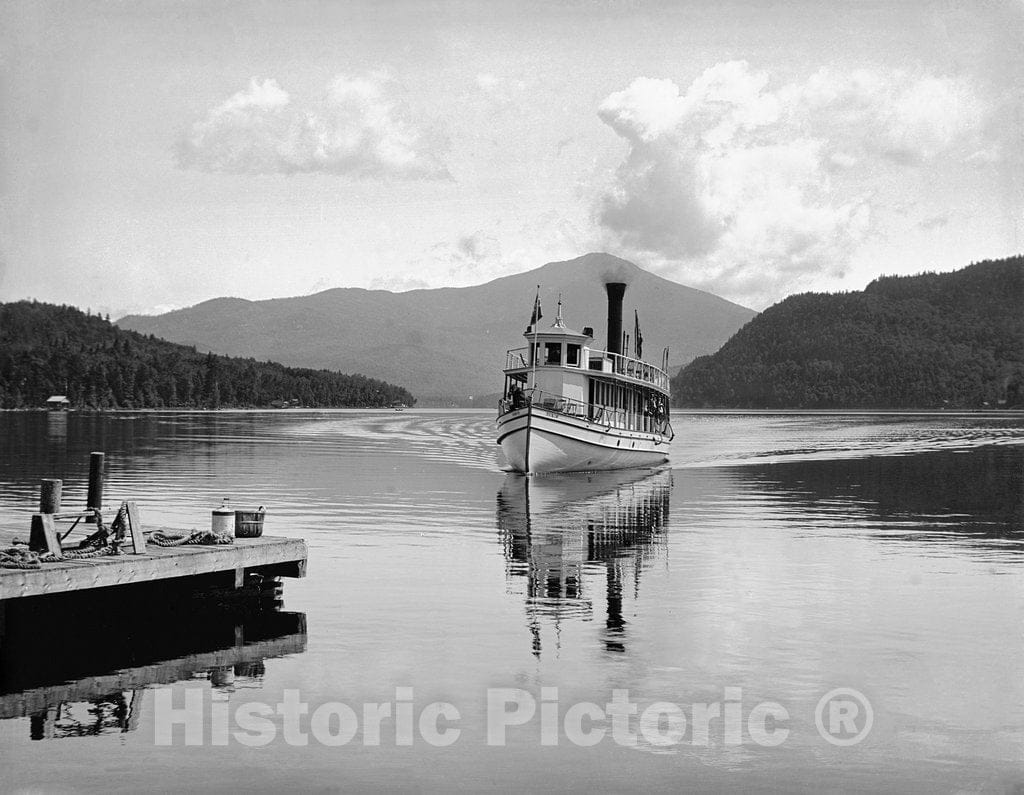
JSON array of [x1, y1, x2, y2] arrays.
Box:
[[39, 480, 62, 514], [86, 452, 104, 515]]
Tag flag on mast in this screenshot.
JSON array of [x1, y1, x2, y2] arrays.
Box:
[[634, 309, 643, 359], [529, 286, 543, 328]]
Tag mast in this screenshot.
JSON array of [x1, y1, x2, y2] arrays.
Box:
[[526, 285, 542, 474], [530, 284, 541, 394]]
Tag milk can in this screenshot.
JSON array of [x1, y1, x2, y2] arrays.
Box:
[[212, 499, 235, 535]]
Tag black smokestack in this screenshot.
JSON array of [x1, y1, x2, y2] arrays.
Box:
[[605, 282, 626, 356]]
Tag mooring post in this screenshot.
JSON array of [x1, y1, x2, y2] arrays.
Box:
[[39, 479, 62, 514], [87, 452, 105, 514]]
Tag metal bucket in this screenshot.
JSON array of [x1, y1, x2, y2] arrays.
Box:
[[235, 506, 266, 538], [212, 501, 235, 535]]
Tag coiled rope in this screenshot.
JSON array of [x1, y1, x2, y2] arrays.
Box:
[[0, 547, 46, 570], [146, 529, 233, 547], [62, 544, 116, 559], [0, 544, 112, 568]]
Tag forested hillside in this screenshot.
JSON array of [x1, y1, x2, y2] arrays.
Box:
[[673, 256, 1024, 409], [0, 301, 415, 409]]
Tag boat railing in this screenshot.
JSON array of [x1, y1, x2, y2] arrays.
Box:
[[602, 351, 670, 391], [498, 388, 672, 438], [505, 347, 531, 370], [503, 346, 670, 392]]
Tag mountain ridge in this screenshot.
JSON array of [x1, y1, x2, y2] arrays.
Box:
[[119, 253, 756, 404]]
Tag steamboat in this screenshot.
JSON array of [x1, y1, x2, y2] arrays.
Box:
[[496, 281, 673, 474]]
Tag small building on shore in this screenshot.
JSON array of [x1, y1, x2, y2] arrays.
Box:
[[45, 395, 71, 411]]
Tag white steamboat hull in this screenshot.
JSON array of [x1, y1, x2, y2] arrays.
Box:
[[496, 406, 670, 474]]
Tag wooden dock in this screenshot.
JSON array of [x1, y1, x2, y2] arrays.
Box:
[[0, 528, 307, 601], [0, 453, 311, 742], [1, 453, 307, 605]]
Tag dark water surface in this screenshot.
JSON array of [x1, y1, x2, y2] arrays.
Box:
[[1, 410, 1022, 792]]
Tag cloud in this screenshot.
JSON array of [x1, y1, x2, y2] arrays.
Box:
[[408, 231, 507, 288], [475, 73, 500, 91], [376, 215, 590, 293], [595, 62, 994, 306], [789, 69, 989, 165], [368, 231, 505, 291], [473, 72, 528, 109], [966, 146, 1001, 165], [177, 75, 449, 179], [455, 231, 499, 263], [917, 215, 949, 231], [367, 272, 432, 292]]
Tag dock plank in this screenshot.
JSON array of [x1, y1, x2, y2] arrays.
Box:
[[0, 528, 306, 600]]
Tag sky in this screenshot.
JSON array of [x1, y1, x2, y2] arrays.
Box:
[[1, 0, 1022, 316]]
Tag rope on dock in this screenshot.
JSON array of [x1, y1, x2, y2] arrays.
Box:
[[0, 543, 115, 568], [61, 544, 115, 559], [72, 502, 127, 550], [0, 547, 44, 569], [1, 523, 232, 568], [146, 529, 234, 547]]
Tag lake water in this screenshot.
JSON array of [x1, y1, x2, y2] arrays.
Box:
[[1, 410, 1022, 792]]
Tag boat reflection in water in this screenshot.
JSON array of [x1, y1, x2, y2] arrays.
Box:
[[497, 467, 672, 657], [0, 585, 306, 740]]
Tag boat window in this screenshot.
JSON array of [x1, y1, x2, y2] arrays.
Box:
[[544, 342, 561, 365], [566, 344, 580, 366]]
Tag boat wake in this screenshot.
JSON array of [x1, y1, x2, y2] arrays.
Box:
[[674, 418, 1024, 469], [284, 412, 501, 471]]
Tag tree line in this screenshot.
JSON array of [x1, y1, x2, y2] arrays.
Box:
[[672, 256, 1024, 409], [0, 301, 416, 410]]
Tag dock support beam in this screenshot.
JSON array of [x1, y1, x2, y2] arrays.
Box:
[[125, 501, 146, 554], [28, 515, 60, 556]]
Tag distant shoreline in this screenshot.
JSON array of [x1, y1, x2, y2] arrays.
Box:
[[5, 407, 1024, 417]]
